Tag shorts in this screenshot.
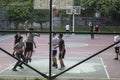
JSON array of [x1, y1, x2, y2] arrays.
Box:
[[52, 50, 57, 58], [25, 42, 33, 52], [59, 50, 66, 59], [115, 47, 119, 53], [66, 30, 69, 32]]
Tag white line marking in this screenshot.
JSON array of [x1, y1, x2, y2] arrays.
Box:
[[0, 62, 16, 73], [100, 58, 110, 79]]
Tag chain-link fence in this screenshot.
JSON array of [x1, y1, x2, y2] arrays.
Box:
[[0, 5, 120, 32]]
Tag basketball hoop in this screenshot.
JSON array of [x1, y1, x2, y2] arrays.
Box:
[[72, 9, 77, 14], [66, 6, 81, 33], [66, 6, 81, 15]]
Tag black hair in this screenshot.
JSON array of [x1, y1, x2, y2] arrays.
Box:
[[18, 36, 23, 42], [59, 33, 63, 38], [53, 32, 56, 35]]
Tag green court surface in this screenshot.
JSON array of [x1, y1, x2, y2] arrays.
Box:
[[0, 57, 108, 79], [0, 34, 14, 41], [64, 34, 91, 39], [65, 42, 88, 47]]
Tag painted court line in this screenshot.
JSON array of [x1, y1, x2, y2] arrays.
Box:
[[0, 62, 16, 74], [100, 58, 110, 79], [0, 56, 109, 78]]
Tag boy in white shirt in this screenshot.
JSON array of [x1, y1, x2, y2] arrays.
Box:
[[114, 35, 120, 60], [65, 23, 70, 37], [52, 32, 59, 68]]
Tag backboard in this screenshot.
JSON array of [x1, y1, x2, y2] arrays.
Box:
[[34, 0, 73, 9], [66, 6, 81, 15]]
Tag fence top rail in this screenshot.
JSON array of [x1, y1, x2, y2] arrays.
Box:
[[0, 30, 120, 34]]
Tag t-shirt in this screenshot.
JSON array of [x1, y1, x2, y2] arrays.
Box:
[[114, 35, 120, 47], [52, 36, 58, 50], [59, 39, 65, 51], [14, 34, 21, 44], [14, 42, 24, 53], [65, 24, 70, 31], [88, 22, 94, 32], [26, 33, 39, 43]]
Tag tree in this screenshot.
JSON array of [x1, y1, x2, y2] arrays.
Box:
[[6, 0, 33, 29], [74, 0, 120, 20], [100, 0, 120, 20], [34, 10, 50, 30], [0, 0, 16, 5]]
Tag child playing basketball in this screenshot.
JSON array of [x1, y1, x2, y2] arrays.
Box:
[[12, 36, 25, 71], [52, 32, 59, 68]]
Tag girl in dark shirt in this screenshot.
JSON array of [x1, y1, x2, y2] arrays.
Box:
[[14, 32, 21, 44], [58, 33, 66, 70], [13, 32, 21, 55], [12, 36, 25, 71]]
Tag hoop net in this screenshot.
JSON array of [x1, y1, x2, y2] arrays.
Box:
[[66, 6, 81, 15]]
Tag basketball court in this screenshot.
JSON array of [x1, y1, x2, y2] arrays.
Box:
[[0, 0, 120, 80], [0, 34, 120, 80], [0, 56, 108, 79]]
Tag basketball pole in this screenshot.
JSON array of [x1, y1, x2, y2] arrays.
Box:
[[72, 9, 75, 35], [66, 6, 81, 34], [72, 13, 75, 33]]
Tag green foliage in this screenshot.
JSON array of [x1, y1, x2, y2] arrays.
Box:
[[34, 9, 50, 29], [6, 1, 32, 22], [74, 0, 120, 20], [0, 0, 15, 5], [59, 10, 69, 17], [0, 78, 4, 80], [5, 0, 33, 29], [34, 10, 50, 23], [53, 26, 120, 33], [0, 77, 45, 80], [34, 78, 43, 80]]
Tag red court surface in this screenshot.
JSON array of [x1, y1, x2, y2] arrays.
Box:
[[0, 34, 120, 79]]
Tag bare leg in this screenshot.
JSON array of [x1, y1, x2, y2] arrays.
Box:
[[53, 58, 58, 68], [59, 58, 65, 68], [28, 51, 32, 62], [114, 47, 119, 60]]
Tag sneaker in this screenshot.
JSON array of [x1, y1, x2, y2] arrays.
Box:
[[58, 67, 65, 70], [19, 65, 24, 68], [12, 53, 15, 56], [52, 63, 55, 67], [52, 64, 58, 69], [28, 58, 32, 62], [55, 65, 58, 69], [55, 64, 58, 68], [25, 58, 28, 63], [12, 68, 17, 71], [114, 57, 118, 60]]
